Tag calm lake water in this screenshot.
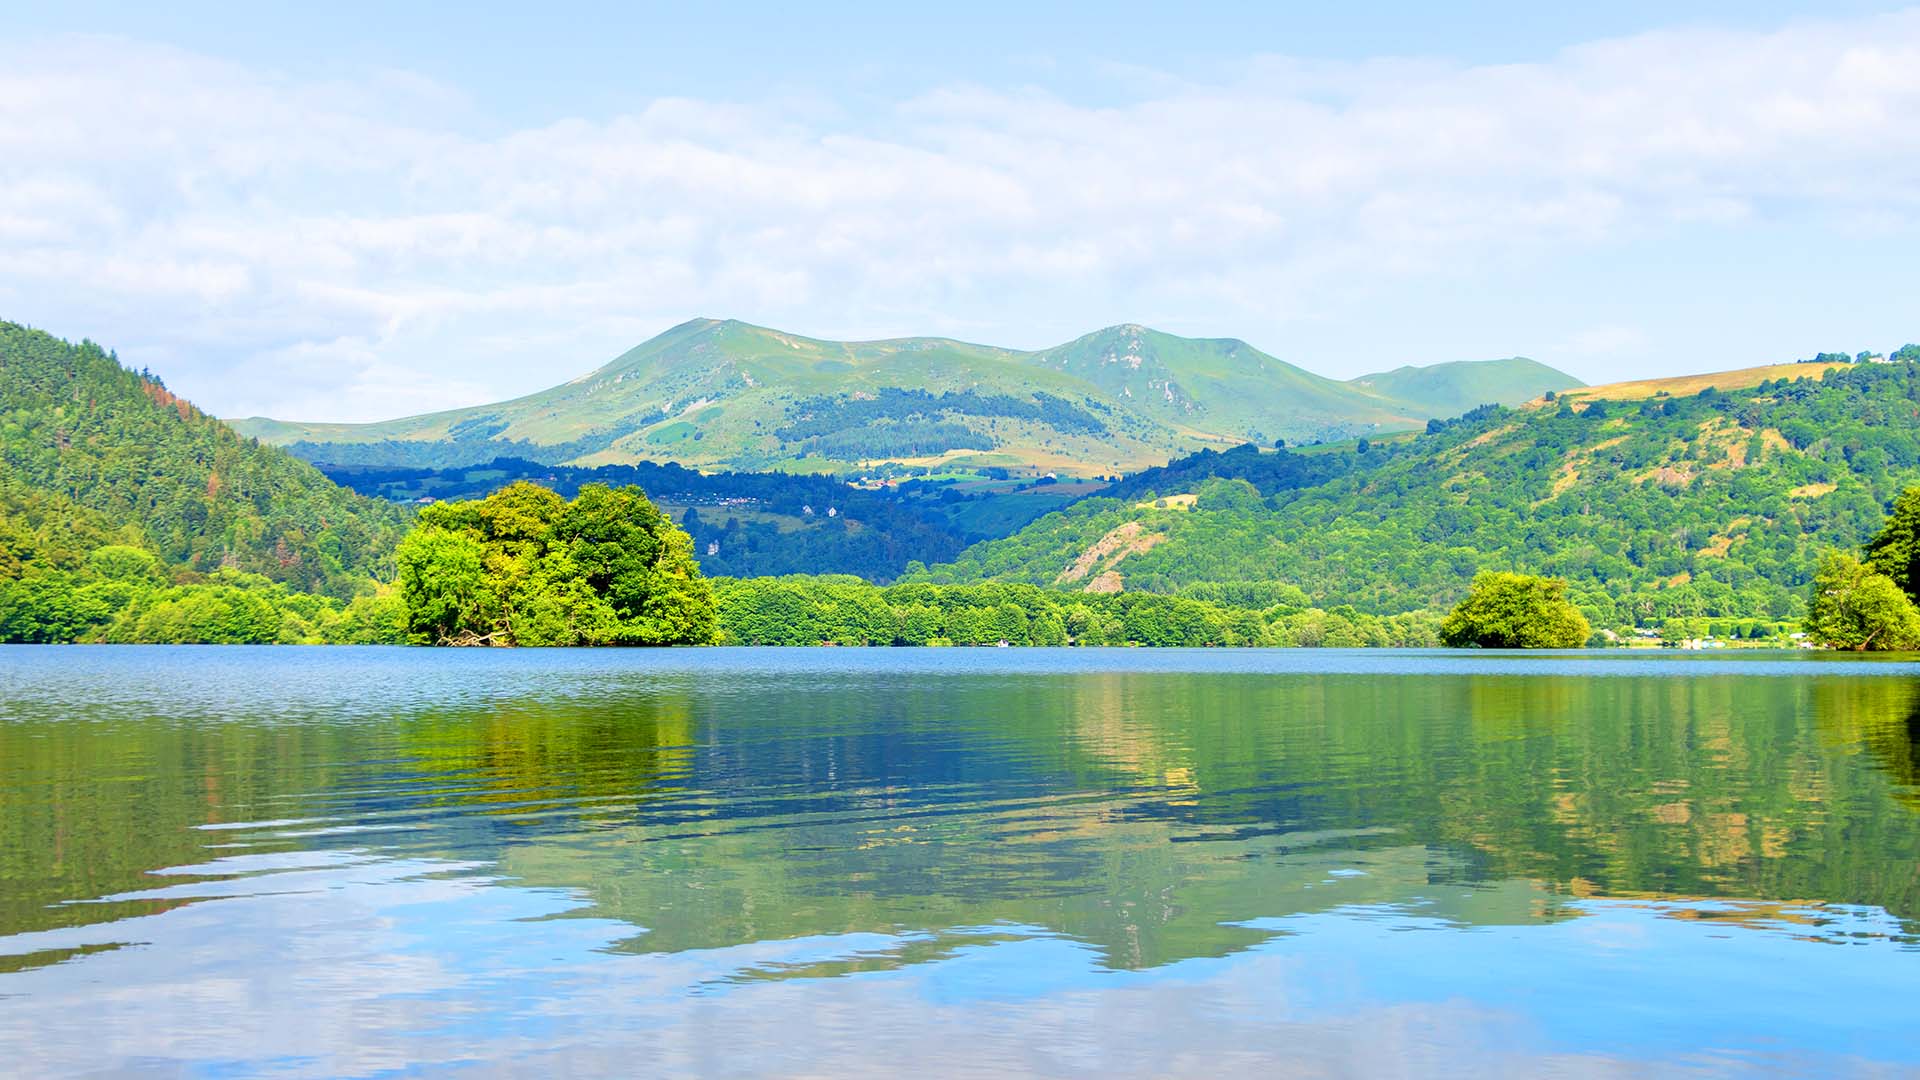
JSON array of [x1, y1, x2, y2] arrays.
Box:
[[2, 647, 1918, 1077]]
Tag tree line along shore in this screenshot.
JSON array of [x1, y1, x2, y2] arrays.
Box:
[[6, 479, 1918, 650]]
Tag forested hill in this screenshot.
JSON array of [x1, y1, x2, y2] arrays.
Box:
[[915, 362, 1920, 628], [0, 323, 407, 595]]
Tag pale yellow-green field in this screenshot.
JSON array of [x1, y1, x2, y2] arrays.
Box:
[[1538, 361, 1853, 405]]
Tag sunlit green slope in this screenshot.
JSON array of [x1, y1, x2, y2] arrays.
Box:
[[916, 362, 1920, 627]]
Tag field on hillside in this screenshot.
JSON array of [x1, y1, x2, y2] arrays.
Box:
[[1548, 361, 1853, 403]]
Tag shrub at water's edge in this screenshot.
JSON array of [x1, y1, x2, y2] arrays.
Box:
[[1439, 572, 1591, 649], [1803, 552, 1920, 651], [395, 481, 716, 646], [1799, 485, 1920, 651]]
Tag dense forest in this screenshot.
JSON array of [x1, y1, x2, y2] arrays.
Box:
[[1096, 440, 1355, 501], [0, 548, 406, 644], [715, 576, 1444, 647], [0, 322, 406, 596], [920, 364, 1920, 631], [317, 457, 1084, 581]]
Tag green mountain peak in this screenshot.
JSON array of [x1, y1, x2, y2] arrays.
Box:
[[229, 320, 1580, 475]]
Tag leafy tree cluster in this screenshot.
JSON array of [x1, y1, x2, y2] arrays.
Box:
[[713, 575, 1440, 647], [1424, 402, 1502, 435], [1098, 441, 1353, 501], [1798, 345, 1920, 365], [1440, 572, 1591, 648], [921, 365, 1920, 631], [396, 481, 715, 646], [1803, 552, 1920, 651], [1803, 486, 1920, 650], [0, 322, 407, 596], [0, 542, 405, 644], [1863, 486, 1920, 600]]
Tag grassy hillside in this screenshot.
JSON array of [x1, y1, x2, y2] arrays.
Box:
[[1554, 359, 1852, 403], [1026, 324, 1425, 446], [916, 361, 1920, 628], [1352, 357, 1583, 419], [231, 319, 1577, 476], [0, 322, 407, 595]]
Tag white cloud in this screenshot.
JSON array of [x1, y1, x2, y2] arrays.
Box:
[[2, 14, 1919, 420]]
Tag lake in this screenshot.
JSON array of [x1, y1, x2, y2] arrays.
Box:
[[2, 647, 1917, 1077]]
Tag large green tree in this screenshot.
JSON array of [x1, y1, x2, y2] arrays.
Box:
[[1804, 551, 1920, 651], [1864, 486, 1920, 605], [395, 527, 492, 644], [1439, 572, 1591, 649], [396, 481, 715, 646]]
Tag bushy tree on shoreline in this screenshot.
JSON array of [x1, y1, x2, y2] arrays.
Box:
[[1439, 572, 1591, 649], [396, 482, 716, 646], [1804, 552, 1920, 651]]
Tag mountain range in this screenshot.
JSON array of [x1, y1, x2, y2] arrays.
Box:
[[230, 319, 1580, 475]]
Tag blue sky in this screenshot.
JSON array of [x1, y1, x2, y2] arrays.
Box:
[[4, 2, 1918, 420]]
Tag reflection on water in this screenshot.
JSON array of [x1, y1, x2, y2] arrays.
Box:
[[1, 647, 1917, 1076]]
